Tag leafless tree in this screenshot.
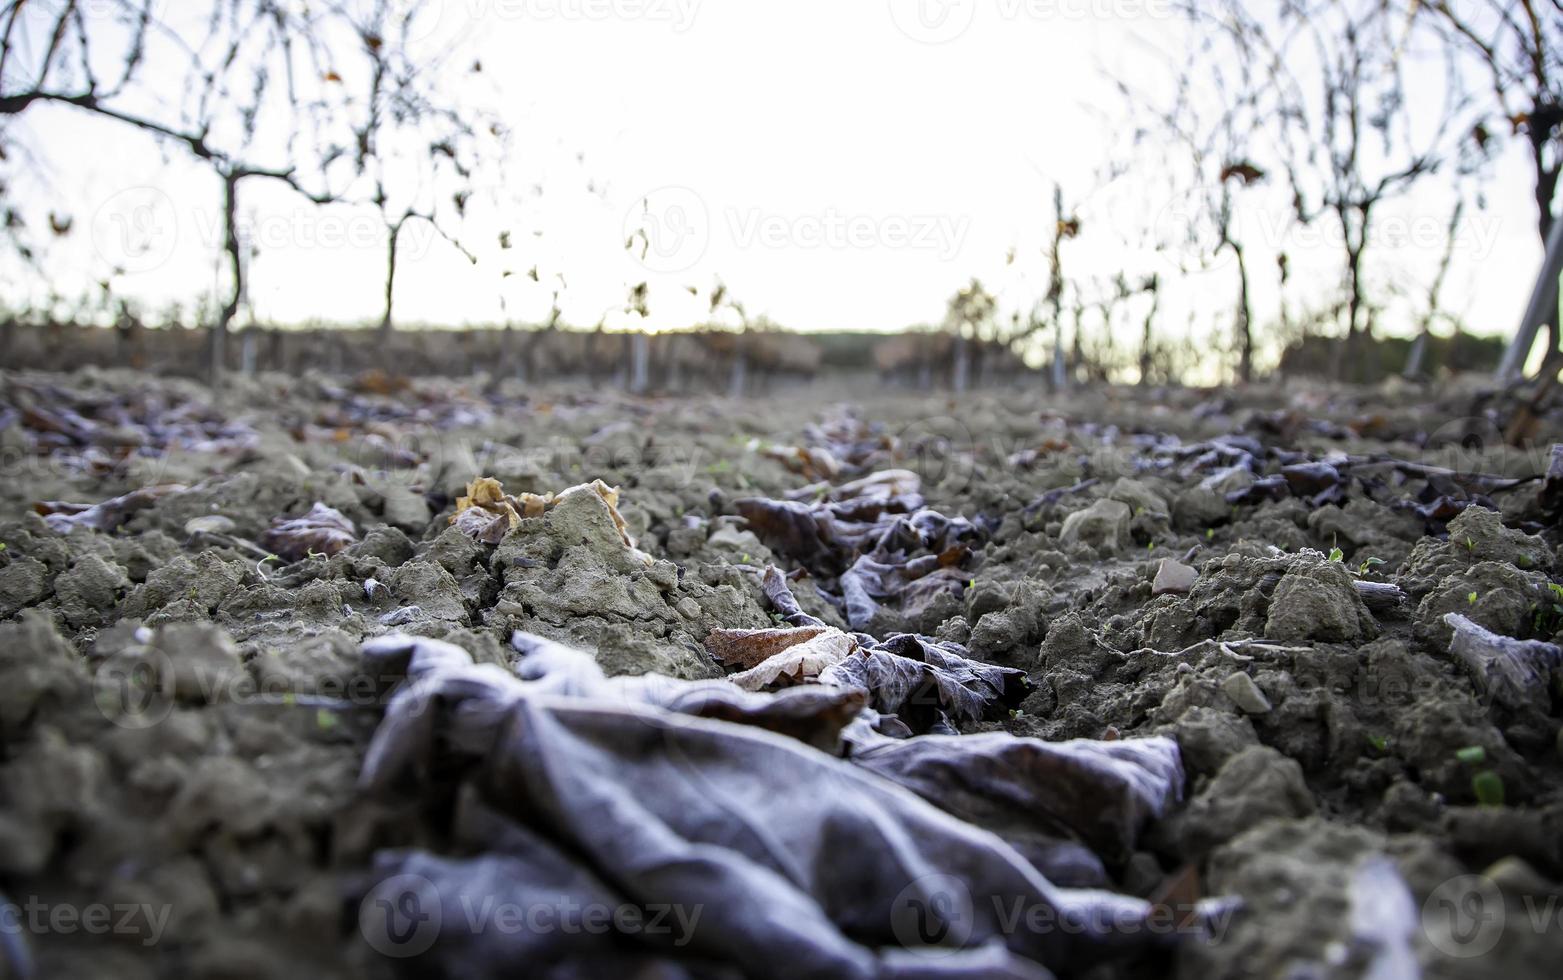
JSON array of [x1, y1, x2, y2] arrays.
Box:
[[1268, 0, 1473, 379], [1412, 0, 1562, 372], [942, 277, 996, 394], [0, 1, 487, 376], [1155, 0, 1474, 381], [1404, 196, 1467, 377], [1130, 4, 1279, 382], [345, 3, 498, 338]]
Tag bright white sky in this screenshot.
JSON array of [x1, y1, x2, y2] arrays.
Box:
[[4, 0, 1547, 371]]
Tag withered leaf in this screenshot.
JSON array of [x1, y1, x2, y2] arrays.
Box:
[[36, 484, 186, 534], [360, 631, 1209, 976], [260, 502, 357, 561]]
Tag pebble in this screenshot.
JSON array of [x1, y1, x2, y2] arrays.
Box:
[[379, 606, 422, 626], [185, 514, 237, 536], [1222, 671, 1273, 714], [676, 597, 703, 620], [1152, 558, 1198, 596]]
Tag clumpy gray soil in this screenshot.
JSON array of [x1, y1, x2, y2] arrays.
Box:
[[2, 367, 1561, 978]]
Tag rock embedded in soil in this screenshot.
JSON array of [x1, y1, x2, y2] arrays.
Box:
[[1059, 497, 1133, 553], [1220, 671, 1272, 714], [1152, 557, 1198, 595]]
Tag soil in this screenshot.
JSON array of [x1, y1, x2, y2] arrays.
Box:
[[1, 366, 1561, 979]]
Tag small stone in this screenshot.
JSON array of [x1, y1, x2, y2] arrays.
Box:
[[1059, 499, 1132, 553], [1152, 558, 1198, 595], [379, 485, 432, 532], [1482, 856, 1550, 895], [676, 597, 703, 620], [379, 606, 421, 626], [184, 515, 237, 536], [1222, 672, 1272, 714]]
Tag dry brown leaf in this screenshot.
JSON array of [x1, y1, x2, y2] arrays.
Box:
[[725, 628, 859, 691], [704, 626, 832, 669], [453, 476, 645, 556], [261, 502, 357, 561]]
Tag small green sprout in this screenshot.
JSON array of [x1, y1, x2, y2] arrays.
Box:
[[966, 579, 976, 590], [1367, 733, 1389, 753], [1467, 591, 1479, 605], [1455, 745, 1486, 765], [1328, 547, 1345, 563], [1465, 536, 1475, 552], [1471, 770, 1505, 807], [1358, 557, 1385, 576], [315, 708, 338, 731], [1206, 528, 1215, 541]]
